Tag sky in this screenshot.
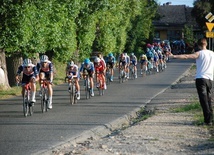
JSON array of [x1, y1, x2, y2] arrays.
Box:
[[157, 0, 194, 7]]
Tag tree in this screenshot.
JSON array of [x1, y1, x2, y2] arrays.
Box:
[[192, 0, 213, 31]]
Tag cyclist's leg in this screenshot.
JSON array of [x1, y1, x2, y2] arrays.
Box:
[[102, 73, 107, 89], [89, 72, 94, 96], [29, 76, 36, 103], [126, 64, 130, 78], [46, 72, 53, 109], [21, 75, 27, 97], [75, 78, 80, 100]]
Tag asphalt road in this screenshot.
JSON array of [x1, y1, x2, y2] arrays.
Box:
[[0, 59, 194, 155]]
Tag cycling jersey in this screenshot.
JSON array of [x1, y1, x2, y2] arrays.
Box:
[[80, 62, 95, 77], [67, 64, 79, 77], [17, 64, 38, 84], [37, 61, 53, 73], [94, 62, 105, 73], [119, 57, 127, 66], [130, 55, 137, 66], [140, 55, 148, 64], [106, 56, 115, 68]]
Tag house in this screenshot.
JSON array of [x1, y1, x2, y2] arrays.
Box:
[[153, 2, 202, 42]]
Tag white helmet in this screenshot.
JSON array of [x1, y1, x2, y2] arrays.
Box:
[[68, 61, 74, 67], [40, 55, 49, 62], [23, 59, 32, 67], [94, 57, 101, 63]]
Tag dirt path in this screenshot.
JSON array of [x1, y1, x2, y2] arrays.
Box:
[[53, 68, 214, 155]]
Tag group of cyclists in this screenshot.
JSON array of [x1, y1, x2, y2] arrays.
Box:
[[16, 40, 171, 110], [16, 55, 54, 109]]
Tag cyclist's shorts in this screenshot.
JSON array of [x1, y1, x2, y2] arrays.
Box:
[[140, 60, 147, 64], [107, 62, 114, 69], [154, 56, 158, 62], [40, 71, 51, 80], [83, 69, 93, 78], [22, 74, 35, 84], [131, 60, 137, 66], [158, 54, 163, 60]]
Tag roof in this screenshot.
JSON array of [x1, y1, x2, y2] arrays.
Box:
[[154, 5, 187, 25]]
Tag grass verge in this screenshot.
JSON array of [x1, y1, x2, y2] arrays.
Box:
[[173, 98, 214, 141]]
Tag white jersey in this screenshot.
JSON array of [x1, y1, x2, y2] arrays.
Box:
[[195, 50, 214, 80]]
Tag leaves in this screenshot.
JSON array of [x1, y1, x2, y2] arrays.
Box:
[[0, 0, 158, 61]]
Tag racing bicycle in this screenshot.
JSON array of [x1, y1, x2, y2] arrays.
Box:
[[105, 64, 111, 85], [130, 63, 136, 80], [83, 70, 91, 99], [67, 76, 77, 105], [119, 67, 126, 83], [96, 72, 105, 96], [40, 79, 48, 113], [18, 82, 34, 117]]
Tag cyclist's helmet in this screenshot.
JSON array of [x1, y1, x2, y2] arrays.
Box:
[[108, 53, 113, 57], [40, 55, 49, 62], [147, 43, 151, 48], [94, 57, 101, 63], [84, 58, 90, 65], [131, 53, 134, 56], [68, 61, 74, 67], [23, 58, 32, 67]]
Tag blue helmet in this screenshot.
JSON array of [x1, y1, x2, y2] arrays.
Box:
[[84, 58, 90, 65], [108, 53, 113, 57]]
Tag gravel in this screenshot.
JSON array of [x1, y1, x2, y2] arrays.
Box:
[[51, 68, 214, 155]]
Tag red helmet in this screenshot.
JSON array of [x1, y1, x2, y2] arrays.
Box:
[[147, 43, 151, 48]]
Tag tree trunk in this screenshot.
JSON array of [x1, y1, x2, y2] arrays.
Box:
[[6, 53, 22, 87], [0, 49, 10, 89]]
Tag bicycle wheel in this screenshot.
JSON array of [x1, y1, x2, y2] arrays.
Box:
[[70, 84, 75, 105], [45, 92, 48, 112], [106, 72, 110, 85], [41, 88, 45, 113], [23, 91, 29, 117], [85, 78, 90, 99], [29, 103, 33, 116]]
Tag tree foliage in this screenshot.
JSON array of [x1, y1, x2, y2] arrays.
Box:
[[192, 0, 213, 31], [0, 0, 157, 61]]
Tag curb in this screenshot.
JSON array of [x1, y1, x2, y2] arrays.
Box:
[[37, 63, 195, 155]]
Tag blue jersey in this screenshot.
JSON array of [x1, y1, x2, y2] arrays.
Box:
[[79, 62, 95, 72]]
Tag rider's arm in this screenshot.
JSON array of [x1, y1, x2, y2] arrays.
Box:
[[33, 66, 39, 81], [16, 65, 23, 82]]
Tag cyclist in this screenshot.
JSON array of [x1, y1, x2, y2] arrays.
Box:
[[106, 53, 115, 81], [124, 53, 130, 79], [94, 57, 107, 90], [16, 59, 39, 105], [118, 53, 128, 79], [66, 61, 80, 100], [129, 53, 138, 78], [79, 58, 95, 96], [140, 54, 148, 75], [37, 55, 54, 109], [146, 44, 154, 71]]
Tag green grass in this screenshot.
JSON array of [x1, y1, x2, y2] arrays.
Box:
[[170, 98, 214, 141]]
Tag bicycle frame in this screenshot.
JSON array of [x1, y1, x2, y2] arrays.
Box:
[[130, 64, 135, 80], [40, 79, 48, 113], [96, 72, 104, 96], [68, 77, 77, 105], [105, 65, 111, 85], [119, 66, 126, 83], [23, 83, 33, 117], [83, 72, 91, 99]]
